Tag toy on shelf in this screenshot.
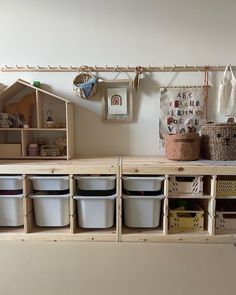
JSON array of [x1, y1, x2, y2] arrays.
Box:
[[46, 110, 54, 128], [28, 144, 39, 156], [0, 113, 12, 128], [40, 145, 60, 157], [49, 137, 66, 155]]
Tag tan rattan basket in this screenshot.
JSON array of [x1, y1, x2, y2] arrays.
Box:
[[201, 118, 236, 160], [73, 72, 97, 99]]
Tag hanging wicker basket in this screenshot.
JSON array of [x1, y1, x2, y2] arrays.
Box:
[[73, 72, 98, 99], [201, 118, 236, 160]]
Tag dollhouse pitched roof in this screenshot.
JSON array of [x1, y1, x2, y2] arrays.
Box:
[[0, 79, 70, 103]]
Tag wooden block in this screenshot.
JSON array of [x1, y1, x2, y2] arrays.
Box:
[[0, 143, 21, 157]]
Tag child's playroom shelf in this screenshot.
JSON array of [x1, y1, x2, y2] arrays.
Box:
[[0, 156, 236, 243], [0, 79, 74, 160]]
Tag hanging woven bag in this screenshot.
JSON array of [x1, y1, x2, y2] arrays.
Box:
[[217, 65, 236, 116]]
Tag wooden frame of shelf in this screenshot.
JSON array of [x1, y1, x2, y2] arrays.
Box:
[[0, 156, 235, 243]]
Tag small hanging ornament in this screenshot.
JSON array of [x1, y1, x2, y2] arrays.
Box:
[[133, 66, 143, 91]]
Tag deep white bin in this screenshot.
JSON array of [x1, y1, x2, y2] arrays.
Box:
[[123, 176, 164, 192], [0, 194, 23, 226], [29, 194, 70, 226], [74, 194, 116, 228], [28, 176, 69, 191], [75, 176, 116, 191], [123, 194, 164, 228], [0, 176, 23, 190]]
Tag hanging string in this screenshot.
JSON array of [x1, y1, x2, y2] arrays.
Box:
[[203, 66, 209, 120]]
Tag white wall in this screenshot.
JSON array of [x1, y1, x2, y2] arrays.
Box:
[[0, 0, 236, 156]]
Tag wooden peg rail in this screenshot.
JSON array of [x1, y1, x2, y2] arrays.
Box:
[[0, 65, 234, 73]]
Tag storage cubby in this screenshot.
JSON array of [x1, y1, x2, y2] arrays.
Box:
[[215, 198, 236, 235], [121, 175, 165, 241], [216, 175, 236, 198], [25, 175, 71, 234], [0, 157, 235, 243], [168, 175, 212, 198], [168, 198, 213, 235], [72, 175, 117, 239], [0, 79, 74, 160]]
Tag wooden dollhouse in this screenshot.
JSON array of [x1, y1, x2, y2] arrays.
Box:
[[0, 79, 74, 159]]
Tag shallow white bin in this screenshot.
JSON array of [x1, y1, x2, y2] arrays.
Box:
[[123, 194, 164, 228], [0, 194, 23, 226], [74, 195, 116, 228], [28, 176, 69, 191], [29, 194, 70, 227], [123, 176, 164, 192], [75, 176, 116, 191], [0, 176, 23, 190]]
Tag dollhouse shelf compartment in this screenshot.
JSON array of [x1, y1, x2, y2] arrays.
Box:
[[0, 79, 74, 160], [0, 156, 236, 243]]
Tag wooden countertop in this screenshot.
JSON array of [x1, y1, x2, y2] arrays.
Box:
[[0, 156, 235, 175]]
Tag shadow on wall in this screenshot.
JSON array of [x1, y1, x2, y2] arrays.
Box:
[[133, 73, 159, 122], [75, 104, 133, 156]]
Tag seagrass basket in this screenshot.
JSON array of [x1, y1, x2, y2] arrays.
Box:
[[201, 119, 236, 160], [73, 73, 97, 99]]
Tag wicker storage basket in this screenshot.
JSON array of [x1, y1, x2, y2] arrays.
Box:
[[201, 119, 236, 160], [73, 73, 97, 99], [165, 133, 200, 161]]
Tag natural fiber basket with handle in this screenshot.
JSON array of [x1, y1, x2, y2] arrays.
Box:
[[201, 118, 236, 160], [73, 70, 98, 99]]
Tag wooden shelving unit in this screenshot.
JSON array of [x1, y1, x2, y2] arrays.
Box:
[[0, 79, 74, 160], [0, 156, 235, 243]]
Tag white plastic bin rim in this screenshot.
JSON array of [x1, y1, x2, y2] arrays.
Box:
[[74, 194, 116, 200], [0, 176, 23, 180], [0, 194, 23, 199], [123, 176, 165, 181], [29, 194, 70, 199], [28, 176, 69, 180], [75, 176, 116, 180], [122, 194, 164, 200]]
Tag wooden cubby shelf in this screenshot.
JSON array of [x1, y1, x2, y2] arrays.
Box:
[[0, 79, 74, 160], [0, 156, 236, 243]]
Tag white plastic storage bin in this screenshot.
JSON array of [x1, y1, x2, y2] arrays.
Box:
[[0, 194, 23, 226], [29, 194, 70, 226], [123, 176, 164, 192], [0, 175, 23, 190], [75, 176, 116, 191], [123, 194, 164, 228], [74, 194, 116, 228], [28, 176, 69, 191], [168, 175, 203, 195]]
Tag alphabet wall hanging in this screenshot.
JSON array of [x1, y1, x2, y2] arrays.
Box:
[[159, 86, 208, 149]]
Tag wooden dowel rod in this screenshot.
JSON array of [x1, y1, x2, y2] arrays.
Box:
[[0, 65, 233, 72]]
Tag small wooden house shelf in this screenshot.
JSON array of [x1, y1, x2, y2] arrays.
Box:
[[0, 79, 74, 159]]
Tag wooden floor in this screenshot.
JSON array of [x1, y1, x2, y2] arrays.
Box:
[[0, 242, 235, 295]]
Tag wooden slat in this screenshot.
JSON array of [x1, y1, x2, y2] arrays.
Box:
[[66, 102, 75, 159]]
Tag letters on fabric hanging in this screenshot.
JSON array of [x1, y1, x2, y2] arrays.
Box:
[[159, 87, 207, 149]]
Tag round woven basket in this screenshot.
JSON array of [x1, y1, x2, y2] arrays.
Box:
[[201, 120, 236, 160], [165, 133, 200, 161], [73, 73, 97, 99]]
